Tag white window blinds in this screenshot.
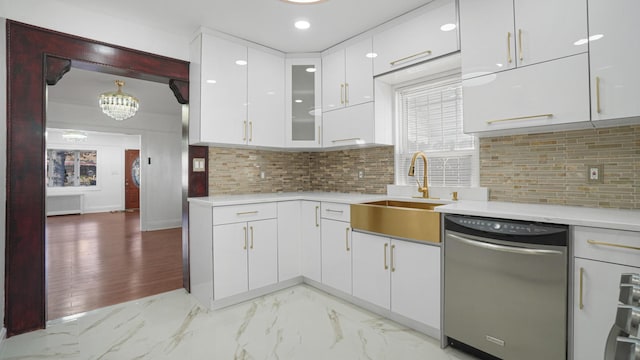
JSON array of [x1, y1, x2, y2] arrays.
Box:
[[395, 74, 476, 187]]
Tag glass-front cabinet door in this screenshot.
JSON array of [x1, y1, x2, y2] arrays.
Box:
[[285, 58, 322, 148]]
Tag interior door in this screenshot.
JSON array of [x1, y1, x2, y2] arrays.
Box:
[[124, 149, 140, 210]]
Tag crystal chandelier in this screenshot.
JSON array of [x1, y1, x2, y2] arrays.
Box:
[[98, 80, 139, 121]]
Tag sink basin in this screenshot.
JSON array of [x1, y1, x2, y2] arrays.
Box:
[[350, 200, 444, 243]]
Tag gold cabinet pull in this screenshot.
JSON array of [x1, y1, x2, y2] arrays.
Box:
[[390, 50, 432, 66], [384, 243, 389, 270], [390, 244, 396, 272], [315, 206, 319, 227], [340, 83, 345, 105], [249, 121, 253, 142], [345, 228, 350, 251], [236, 211, 258, 216], [243, 121, 247, 141], [331, 138, 362, 143], [345, 83, 349, 104], [596, 76, 601, 114], [243, 226, 248, 250], [579, 267, 584, 310], [507, 32, 512, 64], [250, 226, 254, 249], [518, 29, 523, 61], [317, 126, 321, 145], [587, 239, 640, 252], [486, 113, 553, 124]]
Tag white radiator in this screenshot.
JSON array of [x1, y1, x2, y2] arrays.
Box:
[[46, 194, 84, 216]]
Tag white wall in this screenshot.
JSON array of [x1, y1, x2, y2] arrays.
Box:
[[0, 17, 7, 338], [46, 129, 141, 214], [47, 101, 183, 231], [0, 0, 189, 61]]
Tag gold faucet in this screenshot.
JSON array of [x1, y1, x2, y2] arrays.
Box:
[[408, 151, 429, 198]]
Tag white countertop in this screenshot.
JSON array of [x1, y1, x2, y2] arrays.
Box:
[[435, 200, 640, 232], [189, 192, 639, 232]]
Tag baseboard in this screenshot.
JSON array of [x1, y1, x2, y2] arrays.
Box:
[[145, 219, 182, 231]]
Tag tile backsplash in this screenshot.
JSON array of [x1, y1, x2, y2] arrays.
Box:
[[480, 125, 640, 209], [208, 146, 394, 195]]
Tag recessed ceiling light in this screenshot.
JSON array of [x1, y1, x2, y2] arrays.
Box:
[[235, 60, 248, 66], [281, 0, 327, 4], [365, 52, 378, 58], [295, 99, 303, 103], [306, 67, 316, 73], [440, 23, 457, 32], [295, 20, 311, 30], [206, 79, 217, 84]]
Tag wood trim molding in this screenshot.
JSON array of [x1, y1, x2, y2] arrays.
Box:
[[5, 20, 194, 336], [169, 79, 189, 104]]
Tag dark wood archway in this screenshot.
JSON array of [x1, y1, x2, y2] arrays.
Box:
[[6, 20, 207, 336]]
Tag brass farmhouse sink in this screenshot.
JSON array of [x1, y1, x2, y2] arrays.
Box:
[[350, 200, 444, 243]]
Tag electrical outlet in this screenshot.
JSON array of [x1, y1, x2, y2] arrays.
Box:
[[260, 171, 266, 180], [358, 170, 365, 179], [588, 165, 604, 183]]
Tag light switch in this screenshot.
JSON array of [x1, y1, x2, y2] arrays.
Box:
[[193, 158, 206, 172]]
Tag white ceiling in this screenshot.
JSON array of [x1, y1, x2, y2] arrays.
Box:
[[55, 0, 433, 53], [48, 0, 434, 116]]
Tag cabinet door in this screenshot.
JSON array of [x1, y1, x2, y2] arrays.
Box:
[[285, 58, 323, 148], [301, 201, 322, 282], [574, 258, 640, 360], [322, 48, 345, 112], [213, 222, 248, 300], [352, 232, 391, 310], [247, 219, 278, 290], [373, 0, 458, 76], [391, 240, 440, 328], [321, 219, 352, 294], [463, 53, 589, 134], [589, 0, 640, 122], [188, 203, 213, 307], [277, 201, 301, 282], [248, 48, 285, 147], [322, 102, 374, 147], [514, 0, 587, 68], [200, 34, 248, 145], [459, 0, 515, 78], [345, 38, 374, 107]]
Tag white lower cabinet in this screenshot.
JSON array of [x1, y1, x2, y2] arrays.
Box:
[[277, 201, 302, 282], [301, 201, 322, 282], [352, 231, 441, 329], [321, 218, 352, 294], [213, 218, 278, 301]]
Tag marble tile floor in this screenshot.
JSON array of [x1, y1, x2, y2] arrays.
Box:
[[0, 284, 479, 360]]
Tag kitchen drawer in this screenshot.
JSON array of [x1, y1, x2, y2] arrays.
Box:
[[321, 202, 351, 222], [574, 226, 640, 267], [213, 202, 277, 226]]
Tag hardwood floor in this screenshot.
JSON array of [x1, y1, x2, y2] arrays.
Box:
[[46, 211, 183, 320]]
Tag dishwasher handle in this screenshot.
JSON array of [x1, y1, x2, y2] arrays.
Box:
[[447, 233, 564, 256]]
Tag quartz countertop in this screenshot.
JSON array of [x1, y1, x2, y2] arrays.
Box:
[[435, 200, 640, 232]]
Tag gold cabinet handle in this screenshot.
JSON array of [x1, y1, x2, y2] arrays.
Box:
[[243, 226, 248, 250], [579, 267, 584, 310], [384, 243, 389, 270], [243, 121, 247, 141], [236, 211, 258, 216], [345, 227, 350, 251], [507, 32, 512, 64], [486, 113, 553, 124], [518, 29, 523, 61], [340, 83, 345, 105], [345, 83, 349, 105], [317, 126, 321, 145], [587, 239, 640, 252], [326, 209, 344, 213], [249, 121, 253, 142], [596, 76, 601, 114], [331, 138, 362, 143], [250, 226, 254, 250], [390, 50, 432, 66], [390, 244, 396, 272], [315, 206, 319, 227]]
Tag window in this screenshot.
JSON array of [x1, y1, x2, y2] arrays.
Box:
[[47, 149, 97, 187], [395, 73, 477, 187]]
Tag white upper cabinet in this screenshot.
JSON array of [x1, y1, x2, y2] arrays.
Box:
[[190, 32, 285, 147], [247, 48, 285, 147], [460, 0, 588, 79], [285, 58, 322, 148], [588, 0, 640, 123], [322, 38, 374, 112], [373, 0, 459, 76], [463, 53, 590, 134]]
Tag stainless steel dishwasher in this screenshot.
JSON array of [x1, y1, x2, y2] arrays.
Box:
[[443, 214, 568, 360]]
